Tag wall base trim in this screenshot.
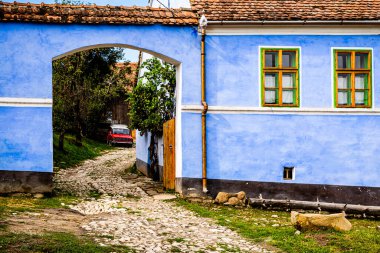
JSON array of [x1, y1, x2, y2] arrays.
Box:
[[136, 158, 163, 181], [176, 178, 380, 206], [0, 170, 53, 193]]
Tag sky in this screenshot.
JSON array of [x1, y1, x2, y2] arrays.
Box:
[[14, 0, 190, 62]]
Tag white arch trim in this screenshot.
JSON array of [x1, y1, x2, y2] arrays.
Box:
[[52, 43, 181, 65]]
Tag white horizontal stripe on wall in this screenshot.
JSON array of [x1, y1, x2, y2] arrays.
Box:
[[182, 105, 380, 116], [0, 97, 52, 107]]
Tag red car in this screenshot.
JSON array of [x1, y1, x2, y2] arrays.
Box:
[[107, 124, 133, 147]]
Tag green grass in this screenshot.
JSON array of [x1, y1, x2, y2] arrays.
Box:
[[167, 237, 185, 243], [175, 199, 380, 253], [0, 195, 78, 215], [53, 133, 114, 170], [0, 232, 134, 253], [125, 162, 138, 174]]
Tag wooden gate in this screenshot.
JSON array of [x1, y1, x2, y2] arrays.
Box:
[[163, 118, 175, 190]]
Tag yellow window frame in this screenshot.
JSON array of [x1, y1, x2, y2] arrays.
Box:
[[334, 49, 372, 108], [261, 48, 300, 107]]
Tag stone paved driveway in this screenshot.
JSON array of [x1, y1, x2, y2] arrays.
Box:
[[53, 148, 272, 252]]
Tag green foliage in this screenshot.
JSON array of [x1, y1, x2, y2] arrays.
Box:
[[128, 57, 175, 180], [128, 57, 176, 136], [53, 133, 113, 170], [0, 232, 134, 253], [176, 199, 380, 253], [53, 47, 131, 148]]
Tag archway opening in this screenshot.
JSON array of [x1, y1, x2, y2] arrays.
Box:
[[52, 44, 180, 196]]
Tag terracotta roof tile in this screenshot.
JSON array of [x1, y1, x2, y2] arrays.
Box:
[[190, 0, 380, 21], [0, 1, 198, 25]]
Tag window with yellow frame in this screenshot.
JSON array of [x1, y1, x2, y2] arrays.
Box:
[[334, 49, 372, 108], [261, 48, 300, 107]]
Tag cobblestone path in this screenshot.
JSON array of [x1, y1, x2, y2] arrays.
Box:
[[33, 149, 273, 252]]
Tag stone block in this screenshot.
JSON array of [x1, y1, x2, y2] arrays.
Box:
[[237, 191, 246, 200], [215, 192, 230, 204], [291, 211, 352, 232], [225, 197, 239, 206]]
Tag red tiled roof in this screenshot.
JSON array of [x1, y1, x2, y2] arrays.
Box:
[[115, 62, 139, 88], [190, 0, 380, 22], [0, 1, 198, 25]]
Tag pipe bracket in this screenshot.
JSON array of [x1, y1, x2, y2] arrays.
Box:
[[202, 101, 208, 114]]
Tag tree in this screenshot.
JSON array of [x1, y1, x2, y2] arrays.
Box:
[[53, 48, 131, 150], [128, 57, 176, 180]]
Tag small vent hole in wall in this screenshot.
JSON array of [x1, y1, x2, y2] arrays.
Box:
[[283, 166, 294, 180]]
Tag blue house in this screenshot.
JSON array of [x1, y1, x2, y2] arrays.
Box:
[[1, 0, 379, 206], [181, 0, 380, 206]]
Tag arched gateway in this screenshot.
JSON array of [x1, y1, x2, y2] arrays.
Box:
[[0, 1, 200, 193]]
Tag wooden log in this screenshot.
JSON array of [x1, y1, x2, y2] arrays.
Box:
[[249, 198, 380, 216]]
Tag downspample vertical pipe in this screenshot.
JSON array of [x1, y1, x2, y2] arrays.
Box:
[[199, 14, 208, 193]]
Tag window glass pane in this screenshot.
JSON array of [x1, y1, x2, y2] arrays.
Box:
[[282, 90, 294, 104], [338, 91, 349, 105], [265, 52, 278, 67], [265, 90, 277, 104], [338, 53, 351, 69], [265, 73, 277, 88], [283, 51, 296, 68], [355, 74, 367, 89], [282, 73, 295, 88], [355, 91, 365, 105], [355, 53, 368, 69], [338, 74, 350, 89]]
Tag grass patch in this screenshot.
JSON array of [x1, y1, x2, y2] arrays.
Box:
[[175, 199, 380, 253], [125, 162, 138, 174], [170, 246, 181, 252], [0, 195, 78, 216], [167, 237, 185, 243], [97, 234, 115, 240], [0, 232, 134, 253], [217, 243, 241, 252], [88, 189, 103, 199], [53, 133, 114, 170], [123, 194, 141, 199], [0, 196, 135, 252]]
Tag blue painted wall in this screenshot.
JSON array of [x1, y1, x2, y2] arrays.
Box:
[[0, 23, 201, 102], [182, 112, 380, 187], [0, 22, 200, 173], [1, 22, 380, 189], [0, 107, 52, 172], [136, 130, 164, 166], [181, 34, 380, 188], [205, 35, 380, 108]]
